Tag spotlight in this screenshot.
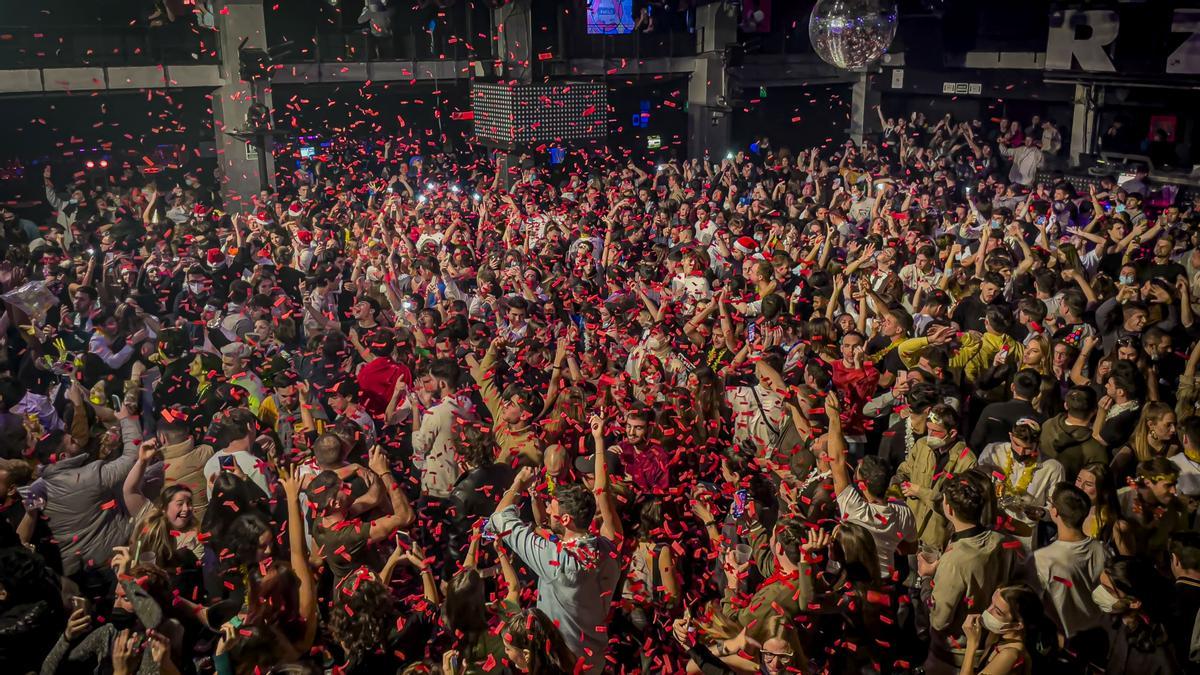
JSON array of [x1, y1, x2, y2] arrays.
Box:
[[99, 160, 108, 168], [85, 161, 95, 169]]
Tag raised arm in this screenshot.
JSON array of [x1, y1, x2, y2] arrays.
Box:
[[279, 466, 318, 652], [823, 393, 851, 496], [121, 439, 160, 517], [590, 414, 622, 541]]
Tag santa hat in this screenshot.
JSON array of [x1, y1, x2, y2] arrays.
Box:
[[734, 236, 758, 256], [206, 248, 226, 266], [286, 201, 304, 218], [295, 230, 313, 245], [193, 204, 212, 219]]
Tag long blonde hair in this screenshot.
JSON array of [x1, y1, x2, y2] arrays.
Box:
[[1023, 334, 1053, 376], [1131, 402, 1175, 462]]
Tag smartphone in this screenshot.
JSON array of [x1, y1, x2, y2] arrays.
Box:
[[110, 395, 122, 410], [480, 520, 497, 543], [71, 596, 89, 613], [731, 488, 749, 520], [219, 455, 236, 471], [395, 531, 413, 550]]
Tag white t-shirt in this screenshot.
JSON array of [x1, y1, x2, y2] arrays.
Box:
[[725, 384, 788, 460], [836, 484, 916, 579], [203, 449, 271, 498], [1031, 537, 1108, 638], [1171, 453, 1200, 498]]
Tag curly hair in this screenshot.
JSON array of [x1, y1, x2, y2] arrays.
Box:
[[328, 573, 395, 668]]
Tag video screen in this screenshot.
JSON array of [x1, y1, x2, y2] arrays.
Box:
[[587, 0, 634, 35]]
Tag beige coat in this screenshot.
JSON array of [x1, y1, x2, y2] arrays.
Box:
[[927, 529, 1024, 671], [894, 438, 977, 551], [161, 439, 214, 518]]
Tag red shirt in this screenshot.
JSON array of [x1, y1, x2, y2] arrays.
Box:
[[829, 358, 879, 437], [356, 357, 412, 419]]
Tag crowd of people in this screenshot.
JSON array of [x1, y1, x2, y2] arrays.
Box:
[[2, 105, 1200, 675]]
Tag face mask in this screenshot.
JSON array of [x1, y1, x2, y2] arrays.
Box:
[[107, 607, 139, 631], [188, 283, 205, 295], [926, 435, 948, 450], [1091, 585, 1121, 614], [1119, 275, 1135, 285], [980, 611, 1009, 634]]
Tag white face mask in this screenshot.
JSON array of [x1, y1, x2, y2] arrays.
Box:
[[188, 283, 205, 295], [926, 434, 949, 450], [980, 611, 1009, 634], [1091, 585, 1121, 614]]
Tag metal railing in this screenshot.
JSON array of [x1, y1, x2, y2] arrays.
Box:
[[0, 22, 216, 68]]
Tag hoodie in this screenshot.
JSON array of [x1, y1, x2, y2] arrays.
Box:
[[1039, 414, 1107, 477]]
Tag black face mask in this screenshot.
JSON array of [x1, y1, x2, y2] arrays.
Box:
[[107, 607, 139, 632]]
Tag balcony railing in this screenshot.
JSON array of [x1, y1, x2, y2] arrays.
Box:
[[0, 22, 217, 68]]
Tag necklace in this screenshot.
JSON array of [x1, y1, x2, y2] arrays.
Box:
[[904, 417, 918, 458], [999, 445, 1037, 497]]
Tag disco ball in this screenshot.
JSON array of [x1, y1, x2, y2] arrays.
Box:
[[808, 0, 899, 70]]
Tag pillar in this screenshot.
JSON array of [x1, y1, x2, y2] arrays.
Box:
[[849, 71, 881, 146], [212, 0, 275, 206], [1069, 83, 1100, 167], [493, 0, 533, 83], [687, 2, 737, 159]]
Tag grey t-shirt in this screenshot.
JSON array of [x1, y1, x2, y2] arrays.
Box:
[[490, 505, 620, 673]]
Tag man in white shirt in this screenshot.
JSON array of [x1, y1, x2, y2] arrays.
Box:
[[409, 358, 476, 498], [1000, 135, 1044, 187], [1031, 483, 1107, 642], [203, 410, 271, 497], [979, 420, 1065, 549], [725, 352, 789, 460], [826, 392, 916, 578]]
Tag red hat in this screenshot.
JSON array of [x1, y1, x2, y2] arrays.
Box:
[[206, 248, 226, 266], [287, 202, 304, 217], [734, 236, 758, 255], [295, 230, 313, 245], [193, 204, 212, 218]]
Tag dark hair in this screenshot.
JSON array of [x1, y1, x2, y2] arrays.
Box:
[[1170, 531, 1200, 571], [1137, 456, 1178, 482], [0, 376, 26, 411], [210, 418, 248, 451], [1017, 297, 1047, 324], [1108, 361, 1144, 401], [905, 381, 939, 413], [943, 477, 985, 525], [856, 456, 889, 498], [554, 483, 597, 530], [454, 424, 496, 469], [1180, 416, 1200, 450], [444, 568, 488, 637], [1064, 386, 1098, 418], [1013, 369, 1041, 400], [984, 305, 1013, 334], [328, 575, 395, 670], [304, 470, 344, 514], [502, 609, 579, 674], [773, 518, 808, 566], [1050, 483, 1090, 530], [927, 403, 959, 431], [228, 511, 273, 567], [997, 585, 1057, 667], [429, 358, 462, 389]]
